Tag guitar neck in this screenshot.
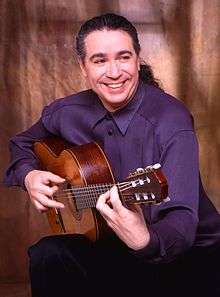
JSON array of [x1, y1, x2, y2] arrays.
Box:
[[59, 168, 167, 210], [68, 179, 138, 210], [70, 183, 114, 210]]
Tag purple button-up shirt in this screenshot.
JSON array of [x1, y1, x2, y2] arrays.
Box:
[[4, 81, 220, 263]]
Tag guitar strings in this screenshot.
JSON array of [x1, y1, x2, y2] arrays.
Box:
[[51, 179, 152, 209], [50, 179, 154, 209], [53, 187, 139, 210], [62, 181, 131, 193], [53, 192, 136, 209], [53, 181, 135, 200], [53, 192, 135, 199]]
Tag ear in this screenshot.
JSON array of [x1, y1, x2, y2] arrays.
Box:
[[137, 57, 141, 71], [78, 58, 88, 77]]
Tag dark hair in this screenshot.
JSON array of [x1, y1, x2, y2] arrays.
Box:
[[76, 13, 160, 88]]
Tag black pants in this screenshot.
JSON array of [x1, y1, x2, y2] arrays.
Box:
[[28, 234, 220, 297]]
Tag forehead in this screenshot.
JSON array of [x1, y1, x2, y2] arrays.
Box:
[[83, 29, 135, 57]]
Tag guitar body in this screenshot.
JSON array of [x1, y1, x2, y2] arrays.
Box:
[[34, 137, 115, 242]]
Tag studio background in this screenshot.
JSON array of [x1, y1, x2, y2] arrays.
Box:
[[0, 0, 219, 295]]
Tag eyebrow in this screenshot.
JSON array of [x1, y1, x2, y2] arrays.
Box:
[[89, 50, 133, 61]]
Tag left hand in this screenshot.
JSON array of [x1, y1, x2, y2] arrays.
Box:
[[96, 186, 150, 250]]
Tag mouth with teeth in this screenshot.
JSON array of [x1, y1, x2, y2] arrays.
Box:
[[97, 77, 137, 111], [103, 80, 128, 91], [105, 82, 123, 88]]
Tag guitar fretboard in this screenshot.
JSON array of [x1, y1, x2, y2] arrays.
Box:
[[70, 183, 113, 210], [63, 181, 135, 210]]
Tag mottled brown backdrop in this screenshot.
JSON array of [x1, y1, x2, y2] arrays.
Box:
[[0, 0, 219, 285]]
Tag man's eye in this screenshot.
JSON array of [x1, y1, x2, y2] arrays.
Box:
[[120, 55, 130, 60], [94, 59, 105, 64]]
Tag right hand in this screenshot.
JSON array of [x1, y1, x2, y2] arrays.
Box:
[[24, 170, 65, 212]]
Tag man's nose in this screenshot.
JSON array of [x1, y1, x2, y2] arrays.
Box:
[[106, 61, 121, 78]]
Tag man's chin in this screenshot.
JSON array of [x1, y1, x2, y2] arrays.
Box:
[[104, 96, 132, 111]]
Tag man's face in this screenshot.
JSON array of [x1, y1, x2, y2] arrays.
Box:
[[79, 29, 140, 112]]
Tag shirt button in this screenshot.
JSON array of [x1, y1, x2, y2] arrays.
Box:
[[108, 129, 113, 136]]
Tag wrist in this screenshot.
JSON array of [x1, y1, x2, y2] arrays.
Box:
[[129, 232, 150, 251], [24, 169, 38, 188]]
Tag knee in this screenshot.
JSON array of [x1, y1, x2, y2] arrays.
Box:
[[28, 234, 91, 264], [28, 235, 62, 263]]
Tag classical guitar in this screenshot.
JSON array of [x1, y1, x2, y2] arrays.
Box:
[[34, 137, 169, 241]]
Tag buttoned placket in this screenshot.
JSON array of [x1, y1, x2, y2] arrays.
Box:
[[102, 115, 122, 181]]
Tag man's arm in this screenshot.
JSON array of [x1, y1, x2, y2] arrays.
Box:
[[4, 119, 65, 211], [97, 131, 200, 263]]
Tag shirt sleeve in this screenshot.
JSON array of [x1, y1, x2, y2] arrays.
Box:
[[130, 130, 200, 263], [4, 118, 52, 189]]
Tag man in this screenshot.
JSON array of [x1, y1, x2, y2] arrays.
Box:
[[4, 13, 220, 297]]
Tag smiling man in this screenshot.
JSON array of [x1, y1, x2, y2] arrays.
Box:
[[79, 29, 140, 111], [4, 13, 220, 297]]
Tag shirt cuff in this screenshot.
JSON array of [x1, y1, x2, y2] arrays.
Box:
[[7, 162, 39, 190], [19, 163, 39, 190], [128, 228, 162, 263]]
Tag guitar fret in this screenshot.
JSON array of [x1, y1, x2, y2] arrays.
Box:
[[70, 182, 138, 210], [74, 184, 112, 210]]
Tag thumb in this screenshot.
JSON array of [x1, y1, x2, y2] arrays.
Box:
[[109, 186, 123, 211]]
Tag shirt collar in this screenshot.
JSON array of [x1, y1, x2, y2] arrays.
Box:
[[91, 80, 145, 135]]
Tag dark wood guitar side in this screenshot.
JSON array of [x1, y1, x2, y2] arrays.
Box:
[[34, 137, 168, 241], [34, 137, 115, 241]]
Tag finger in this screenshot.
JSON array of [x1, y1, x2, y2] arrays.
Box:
[[33, 200, 48, 212], [42, 172, 65, 184], [51, 185, 59, 193], [109, 186, 123, 212], [96, 190, 109, 208], [38, 184, 59, 197], [96, 191, 113, 218], [34, 193, 65, 209]]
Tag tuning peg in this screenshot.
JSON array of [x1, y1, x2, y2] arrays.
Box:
[[145, 165, 152, 170], [151, 193, 155, 199], [128, 171, 135, 177], [152, 163, 161, 169], [143, 194, 149, 200], [163, 197, 170, 202], [128, 168, 145, 177], [135, 193, 141, 201]]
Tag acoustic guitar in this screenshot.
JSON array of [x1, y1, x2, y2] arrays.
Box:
[[34, 137, 169, 241]]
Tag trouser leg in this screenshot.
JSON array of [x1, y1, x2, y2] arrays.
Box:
[[28, 234, 97, 297], [158, 246, 220, 297], [185, 247, 220, 297], [28, 233, 160, 297]]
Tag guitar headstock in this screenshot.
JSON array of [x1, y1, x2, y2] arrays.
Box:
[[120, 164, 169, 205]]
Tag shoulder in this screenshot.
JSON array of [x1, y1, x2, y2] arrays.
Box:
[[42, 89, 95, 117], [138, 84, 194, 145], [139, 84, 193, 128], [40, 89, 97, 134]]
